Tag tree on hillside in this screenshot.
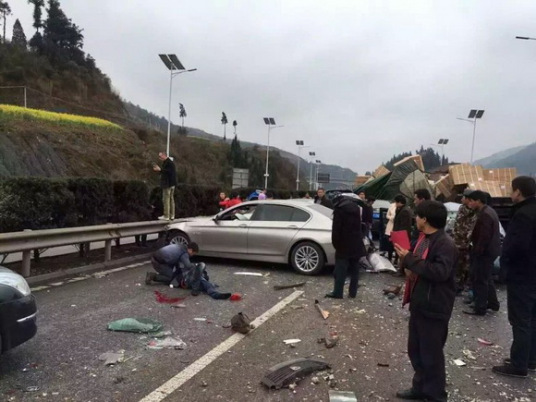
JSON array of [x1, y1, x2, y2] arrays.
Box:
[[221, 112, 228, 141], [12, 19, 27, 48], [232, 120, 237, 138], [179, 103, 187, 127], [229, 135, 245, 168], [0, 1, 11, 43], [28, 0, 45, 31], [42, 0, 85, 66]]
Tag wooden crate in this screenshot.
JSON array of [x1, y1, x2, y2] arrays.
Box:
[[448, 164, 485, 185], [467, 180, 504, 198], [373, 165, 390, 178], [394, 155, 425, 171], [355, 175, 372, 186], [434, 174, 454, 198], [483, 167, 517, 184]]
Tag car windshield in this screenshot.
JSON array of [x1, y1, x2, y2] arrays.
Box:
[[307, 204, 333, 219]]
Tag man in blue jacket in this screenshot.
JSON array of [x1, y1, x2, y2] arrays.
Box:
[[394, 201, 458, 402], [493, 176, 536, 378]]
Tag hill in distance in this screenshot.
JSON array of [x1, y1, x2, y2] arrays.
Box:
[[475, 143, 536, 176]]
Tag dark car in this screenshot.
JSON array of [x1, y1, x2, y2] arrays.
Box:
[[0, 266, 37, 353]]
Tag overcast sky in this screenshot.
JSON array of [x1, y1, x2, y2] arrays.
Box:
[[8, 0, 536, 174]]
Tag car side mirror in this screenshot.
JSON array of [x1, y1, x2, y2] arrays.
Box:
[[213, 215, 220, 222]]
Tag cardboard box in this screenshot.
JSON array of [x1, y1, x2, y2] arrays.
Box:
[[373, 165, 390, 178], [467, 180, 504, 198], [483, 167, 517, 184], [448, 164, 485, 185], [355, 175, 372, 186], [434, 174, 454, 199], [394, 155, 425, 171]]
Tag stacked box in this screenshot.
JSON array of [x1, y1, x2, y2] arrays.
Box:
[[355, 175, 372, 186], [434, 174, 454, 199], [373, 165, 390, 178], [448, 164, 485, 185], [467, 181, 504, 198], [394, 155, 425, 171], [483, 168, 517, 184]]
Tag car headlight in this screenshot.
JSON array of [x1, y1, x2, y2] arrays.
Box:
[[0, 269, 32, 297]]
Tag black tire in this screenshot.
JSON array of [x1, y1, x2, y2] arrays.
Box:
[[290, 241, 325, 275], [168, 231, 190, 247]]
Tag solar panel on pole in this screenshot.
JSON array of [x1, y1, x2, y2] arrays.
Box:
[[269, 118, 276, 125], [443, 139, 449, 144], [263, 118, 270, 125], [159, 54, 173, 70], [169, 54, 185, 70], [468, 109, 477, 118], [476, 110, 485, 118]]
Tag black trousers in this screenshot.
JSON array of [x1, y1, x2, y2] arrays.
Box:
[[151, 257, 174, 284], [332, 257, 360, 298], [408, 311, 449, 402], [470, 256, 499, 313], [508, 282, 536, 370]]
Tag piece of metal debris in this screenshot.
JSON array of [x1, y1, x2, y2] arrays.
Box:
[[315, 299, 330, 320], [234, 272, 263, 276], [329, 390, 358, 402], [453, 359, 466, 367], [261, 358, 331, 389], [283, 339, 302, 345], [273, 282, 306, 290]]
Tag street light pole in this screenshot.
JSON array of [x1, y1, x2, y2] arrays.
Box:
[[516, 36, 536, 40], [295, 141, 310, 191], [159, 54, 196, 156], [262, 118, 282, 190], [315, 159, 322, 190], [308, 151, 316, 191], [457, 109, 484, 164]]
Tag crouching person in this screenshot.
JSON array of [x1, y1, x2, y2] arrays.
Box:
[[394, 201, 458, 402], [146, 242, 199, 286]]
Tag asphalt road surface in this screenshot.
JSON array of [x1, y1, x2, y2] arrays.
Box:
[[0, 258, 532, 402]]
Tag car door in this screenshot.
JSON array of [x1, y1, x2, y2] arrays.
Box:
[[199, 203, 257, 257], [247, 204, 310, 258]]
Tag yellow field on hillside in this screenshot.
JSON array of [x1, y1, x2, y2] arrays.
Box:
[[0, 104, 123, 131]]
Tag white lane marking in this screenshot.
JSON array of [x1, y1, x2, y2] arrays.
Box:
[[138, 290, 305, 402], [30, 260, 150, 292]]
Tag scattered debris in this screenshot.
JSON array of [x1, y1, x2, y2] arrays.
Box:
[[355, 309, 366, 315], [462, 349, 477, 360], [477, 338, 493, 346], [170, 304, 186, 309], [107, 318, 163, 333], [24, 386, 40, 393], [152, 330, 172, 338], [329, 390, 358, 402], [311, 376, 320, 384], [273, 282, 306, 290], [318, 333, 339, 349], [383, 285, 402, 295], [377, 362, 390, 367], [99, 351, 125, 366], [283, 339, 302, 345], [113, 376, 125, 384], [147, 336, 187, 350], [201, 381, 208, 388], [453, 359, 466, 367], [154, 290, 186, 304], [315, 299, 330, 320], [261, 358, 331, 389], [194, 317, 207, 321], [234, 272, 263, 276]]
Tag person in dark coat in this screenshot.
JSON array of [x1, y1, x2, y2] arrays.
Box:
[[392, 195, 413, 274], [464, 190, 501, 316], [325, 194, 366, 299], [153, 151, 177, 220], [394, 201, 458, 402], [314, 187, 333, 209], [492, 176, 536, 378]]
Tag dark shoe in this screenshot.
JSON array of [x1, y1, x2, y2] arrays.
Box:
[[348, 293, 357, 299], [492, 364, 527, 378], [145, 272, 157, 285], [325, 292, 343, 299], [463, 309, 486, 316], [487, 304, 500, 312], [503, 358, 536, 371], [213, 292, 232, 300], [191, 289, 201, 296], [396, 388, 425, 400]]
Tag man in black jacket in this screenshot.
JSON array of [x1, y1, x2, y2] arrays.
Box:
[[394, 201, 458, 402], [492, 176, 536, 378], [153, 151, 177, 220], [393, 195, 413, 274], [464, 190, 501, 315], [314, 187, 333, 209], [325, 194, 366, 299]]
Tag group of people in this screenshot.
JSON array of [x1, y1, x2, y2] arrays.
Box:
[[324, 176, 536, 401]]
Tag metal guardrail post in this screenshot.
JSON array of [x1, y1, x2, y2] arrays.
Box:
[[21, 250, 31, 277], [104, 240, 112, 262]]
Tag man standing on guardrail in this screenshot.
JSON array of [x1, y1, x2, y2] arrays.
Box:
[[153, 151, 177, 220]]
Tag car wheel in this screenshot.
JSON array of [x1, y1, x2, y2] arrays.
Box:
[[168, 231, 190, 247], [290, 242, 325, 275]]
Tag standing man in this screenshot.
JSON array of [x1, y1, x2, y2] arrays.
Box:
[[325, 194, 366, 299], [315, 187, 333, 209], [452, 189, 477, 294], [393, 195, 413, 274], [464, 190, 501, 315], [492, 176, 536, 378], [411, 189, 432, 249], [394, 201, 458, 402], [153, 151, 177, 220]]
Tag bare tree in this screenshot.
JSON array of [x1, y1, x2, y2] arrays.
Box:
[[221, 112, 228, 141]]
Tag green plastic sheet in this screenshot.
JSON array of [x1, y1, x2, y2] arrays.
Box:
[[107, 318, 163, 333]]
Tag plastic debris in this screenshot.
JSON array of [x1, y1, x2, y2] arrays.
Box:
[[152, 330, 172, 338], [261, 358, 331, 389], [107, 318, 163, 333], [170, 304, 186, 309], [234, 272, 263, 276], [315, 299, 330, 320], [283, 339, 302, 345], [453, 359, 466, 366], [154, 290, 186, 304], [462, 349, 477, 360], [194, 317, 207, 321], [329, 390, 358, 402], [24, 386, 40, 393], [147, 336, 187, 350], [99, 351, 125, 366], [273, 282, 306, 290], [355, 309, 366, 314], [477, 338, 493, 346]]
